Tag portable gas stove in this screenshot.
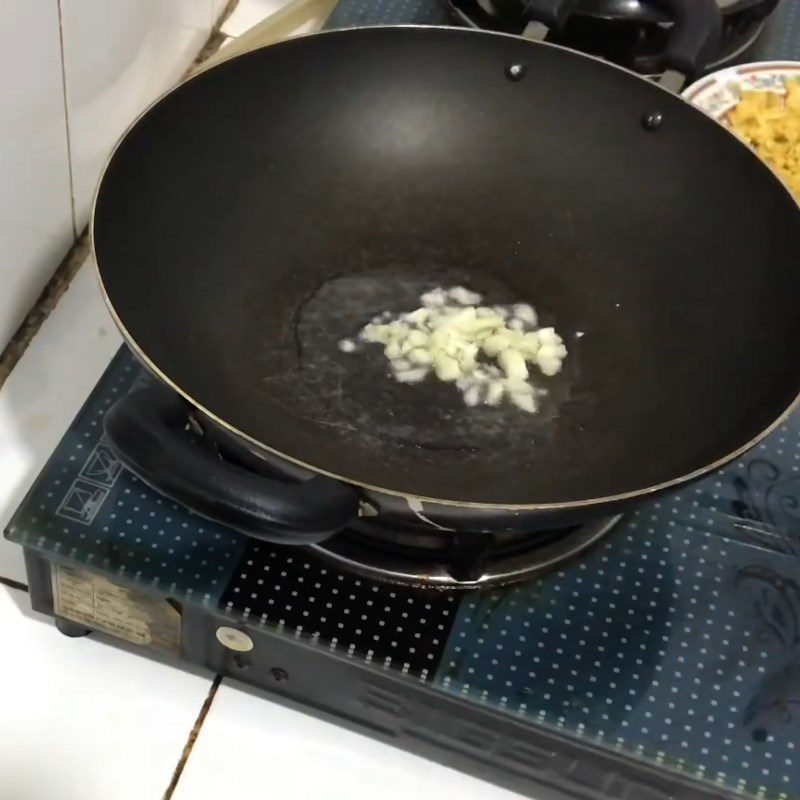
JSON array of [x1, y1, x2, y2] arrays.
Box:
[[8, 344, 800, 800], [6, 2, 800, 798]]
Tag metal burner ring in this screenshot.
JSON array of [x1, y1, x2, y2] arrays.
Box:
[[312, 515, 622, 589]]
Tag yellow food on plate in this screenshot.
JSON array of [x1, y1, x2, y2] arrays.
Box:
[[727, 79, 800, 200]]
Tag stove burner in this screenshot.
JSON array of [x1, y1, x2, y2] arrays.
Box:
[[313, 515, 621, 588], [446, 0, 777, 75], [202, 410, 621, 588]]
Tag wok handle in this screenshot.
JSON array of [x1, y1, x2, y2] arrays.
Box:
[[103, 385, 360, 545], [650, 0, 722, 77]]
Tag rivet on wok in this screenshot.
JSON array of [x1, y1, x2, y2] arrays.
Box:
[[505, 64, 527, 81], [642, 111, 665, 131]]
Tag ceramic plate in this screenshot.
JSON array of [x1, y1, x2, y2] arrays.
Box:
[[682, 61, 800, 123]]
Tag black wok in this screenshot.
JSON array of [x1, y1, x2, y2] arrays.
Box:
[[94, 19, 800, 544]]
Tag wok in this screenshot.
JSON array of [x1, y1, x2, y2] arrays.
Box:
[[94, 15, 800, 544]]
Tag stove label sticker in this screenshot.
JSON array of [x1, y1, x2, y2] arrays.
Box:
[[56, 436, 123, 525], [56, 480, 107, 524], [78, 439, 123, 487], [51, 564, 181, 653]]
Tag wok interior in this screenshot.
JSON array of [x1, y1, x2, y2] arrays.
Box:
[[93, 27, 800, 506]]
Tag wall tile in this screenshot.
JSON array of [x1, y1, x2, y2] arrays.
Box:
[[0, 260, 121, 585], [60, 0, 212, 228], [0, 2, 74, 349], [212, 0, 230, 24]]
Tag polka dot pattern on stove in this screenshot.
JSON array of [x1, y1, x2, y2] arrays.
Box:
[[220, 540, 457, 679], [326, 0, 449, 27], [437, 420, 800, 799]]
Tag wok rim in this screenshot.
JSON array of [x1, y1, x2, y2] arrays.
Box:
[[90, 24, 800, 511]]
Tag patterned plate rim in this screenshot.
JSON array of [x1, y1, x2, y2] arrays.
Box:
[[683, 60, 800, 121]]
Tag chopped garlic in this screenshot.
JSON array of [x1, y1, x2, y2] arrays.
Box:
[[448, 286, 483, 306], [498, 349, 528, 382], [485, 381, 505, 406], [513, 303, 538, 326], [483, 333, 512, 357], [510, 391, 537, 413], [384, 341, 403, 360], [538, 343, 568, 361], [433, 352, 461, 382], [404, 329, 428, 349], [395, 367, 429, 384], [342, 286, 567, 412], [464, 384, 482, 406], [407, 347, 433, 365], [537, 327, 559, 346], [536, 352, 562, 377], [421, 288, 447, 308]]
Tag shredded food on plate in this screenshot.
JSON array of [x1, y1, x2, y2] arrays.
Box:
[[727, 79, 800, 200]]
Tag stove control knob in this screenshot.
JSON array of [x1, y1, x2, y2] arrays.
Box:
[[216, 626, 254, 652]]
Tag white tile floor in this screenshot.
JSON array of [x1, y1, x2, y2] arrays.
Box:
[[0, 584, 214, 800], [171, 682, 520, 800]]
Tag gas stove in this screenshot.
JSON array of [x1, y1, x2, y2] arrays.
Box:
[[8, 344, 800, 800], [445, 0, 781, 76]]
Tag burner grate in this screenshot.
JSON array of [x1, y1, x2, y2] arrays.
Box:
[[315, 516, 620, 587]]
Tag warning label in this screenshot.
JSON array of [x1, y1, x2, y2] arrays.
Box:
[[51, 564, 180, 653]]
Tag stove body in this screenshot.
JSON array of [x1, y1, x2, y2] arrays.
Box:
[[10, 346, 800, 800]]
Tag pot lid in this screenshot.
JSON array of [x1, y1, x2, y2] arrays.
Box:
[[574, 0, 667, 23], [476, 0, 775, 24], [572, 0, 769, 22]]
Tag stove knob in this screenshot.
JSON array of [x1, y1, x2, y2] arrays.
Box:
[[215, 626, 254, 652]]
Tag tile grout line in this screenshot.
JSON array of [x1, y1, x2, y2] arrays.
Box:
[[55, 0, 78, 241], [0, 235, 90, 389], [0, 2, 238, 391], [162, 674, 223, 799], [0, 575, 28, 593]]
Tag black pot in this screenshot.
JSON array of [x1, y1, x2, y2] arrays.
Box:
[[95, 16, 799, 550]]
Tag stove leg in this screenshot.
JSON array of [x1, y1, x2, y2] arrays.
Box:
[[55, 616, 92, 638]]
